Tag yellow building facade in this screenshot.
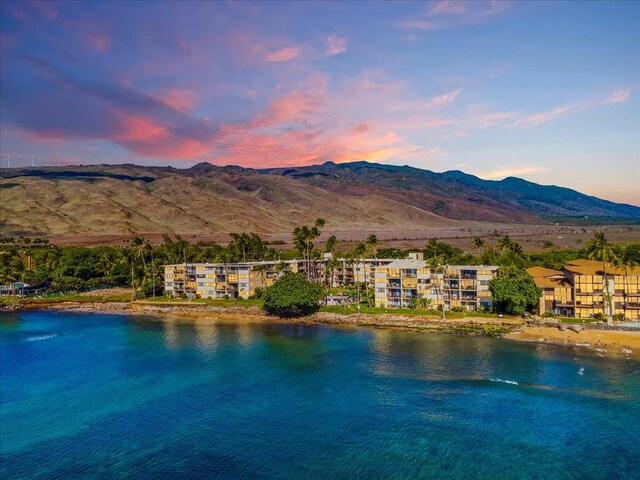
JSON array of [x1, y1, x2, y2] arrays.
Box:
[[528, 259, 640, 320]]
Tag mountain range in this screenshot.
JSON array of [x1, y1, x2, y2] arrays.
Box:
[[1, 161, 638, 237]]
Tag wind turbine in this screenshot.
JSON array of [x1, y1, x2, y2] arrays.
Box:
[[31, 154, 36, 167]]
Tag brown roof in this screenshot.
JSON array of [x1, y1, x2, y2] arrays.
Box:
[[532, 277, 572, 289], [527, 266, 563, 278], [564, 259, 640, 276]]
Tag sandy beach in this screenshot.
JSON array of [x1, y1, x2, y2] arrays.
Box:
[[505, 327, 640, 357]]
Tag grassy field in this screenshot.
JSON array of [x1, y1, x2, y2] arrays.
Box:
[[319, 304, 508, 319], [12, 293, 133, 303], [139, 297, 264, 308]]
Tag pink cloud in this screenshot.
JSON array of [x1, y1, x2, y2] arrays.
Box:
[[264, 46, 303, 63], [507, 104, 579, 128], [396, 19, 438, 30], [479, 165, 547, 180], [325, 34, 347, 55], [250, 91, 321, 128], [605, 88, 632, 104], [430, 1, 468, 15], [398, 0, 510, 31], [88, 33, 110, 52], [160, 88, 196, 112]]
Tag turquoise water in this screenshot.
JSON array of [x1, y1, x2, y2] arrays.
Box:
[[1, 311, 639, 479]]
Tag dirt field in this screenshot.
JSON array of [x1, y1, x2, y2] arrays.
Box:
[[45, 223, 639, 252]]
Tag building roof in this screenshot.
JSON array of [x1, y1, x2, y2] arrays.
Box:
[[381, 259, 427, 269], [527, 266, 563, 278], [531, 277, 572, 289], [563, 259, 640, 276]]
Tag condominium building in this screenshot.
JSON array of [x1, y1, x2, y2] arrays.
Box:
[[164, 260, 306, 299], [374, 259, 498, 311], [332, 258, 396, 287], [528, 259, 640, 319], [163, 254, 499, 311]]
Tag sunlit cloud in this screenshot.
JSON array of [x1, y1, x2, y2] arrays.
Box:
[[396, 19, 438, 31], [398, 0, 511, 31], [506, 104, 579, 128], [479, 165, 547, 180], [605, 88, 632, 104], [264, 46, 303, 63], [325, 34, 347, 55]]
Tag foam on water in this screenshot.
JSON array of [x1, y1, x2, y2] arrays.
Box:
[[26, 334, 58, 342], [489, 378, 519, 385]]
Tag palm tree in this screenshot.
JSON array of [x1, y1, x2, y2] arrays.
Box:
[[471, 237, 485, 251], [497, 235, 512, 252], [584, 232, 616, 323], [613, 249, 638, 320], [428, 254, 446, 320], [253, 264, 267, 291], [425, 238, 443, 259], [292, 218, 325, 281]]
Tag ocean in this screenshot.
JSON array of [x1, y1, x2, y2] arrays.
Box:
[[1, 311, 639, 479]]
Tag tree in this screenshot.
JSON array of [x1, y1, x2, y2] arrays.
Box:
[[292, 218, 325, 280], [489, 266, 541, 315], [497, 235, 512, 252], [428, 254, 447, 320], [584, 232, 616, 323], [263, 273, 323, 317], [472, 237, 485, 250], [324, 234, 337, 254], [613, 247, 638, 320]]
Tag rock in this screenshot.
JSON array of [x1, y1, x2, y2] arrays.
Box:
[[558, 325, 568, 331], [568, 325, 584, 333]]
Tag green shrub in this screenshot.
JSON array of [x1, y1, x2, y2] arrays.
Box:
[[489, 266, 541, 315], [180, 292, 187, 299], [612, 313, 626, 322], [593, 313, 605, 321], [263, 273, 323, 318]]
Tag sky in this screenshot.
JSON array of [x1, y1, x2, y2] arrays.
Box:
[[1, 1, 639, 205]]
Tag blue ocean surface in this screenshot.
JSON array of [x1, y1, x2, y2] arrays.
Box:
[[1, 311, 639, 479]]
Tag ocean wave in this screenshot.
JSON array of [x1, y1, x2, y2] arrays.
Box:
[[489, 378, 519, 385], [26, 334, 58, 342]]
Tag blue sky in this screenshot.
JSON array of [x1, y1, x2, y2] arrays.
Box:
[[1, 1, 638, 204]]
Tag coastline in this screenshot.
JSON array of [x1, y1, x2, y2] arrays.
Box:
[[3, 299, 639, 357]]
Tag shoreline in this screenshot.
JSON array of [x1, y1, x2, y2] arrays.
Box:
[[3, 300, 639, 358]]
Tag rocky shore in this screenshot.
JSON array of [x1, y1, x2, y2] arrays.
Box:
[[3, 299, 638, 357]]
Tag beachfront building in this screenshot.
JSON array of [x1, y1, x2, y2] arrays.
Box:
[[374, 259, 498, 311], [164, 260, 309, 299], [332, 258, 396, 287], [527, 259, 640, 320], [526, 266, 574, 317]]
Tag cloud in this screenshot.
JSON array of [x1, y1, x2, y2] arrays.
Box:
[[6, 55, 218, 159], [396, 19, 438, 31], [250, 91, 321, 128], [506, 104, 579, 129], [605, 88, 632, 104], [160, 88, 196, 112], [264, 46, 302, 63], [479, 165, 547, 180], [386, 89, 461, 112], [325, 34, 347, 55], [397, 0, 510, 31], [430, 1, 468, 15]]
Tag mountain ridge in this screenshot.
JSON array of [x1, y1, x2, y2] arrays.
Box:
[[0, 161, 638, 237]]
